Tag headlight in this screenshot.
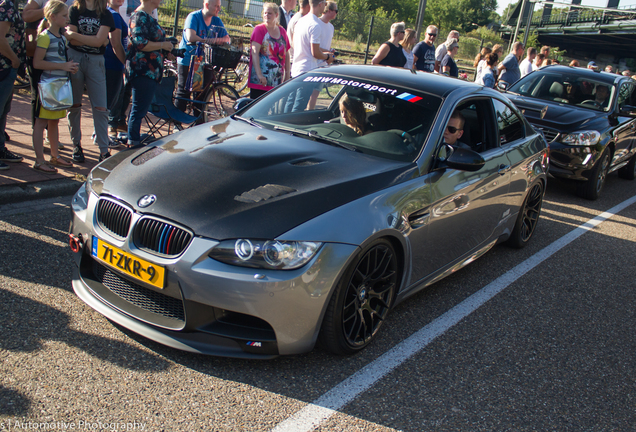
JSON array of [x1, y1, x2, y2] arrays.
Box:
[[561, 130, 601, 146], [209, 239, 323, 270]]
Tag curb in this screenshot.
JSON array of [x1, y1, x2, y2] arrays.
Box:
[[0, 178, 83, 204]]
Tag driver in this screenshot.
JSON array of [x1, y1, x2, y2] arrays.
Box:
[[339, 94, 366, 136], [594, 85, 610, 108], [444, 110, 471, 149]]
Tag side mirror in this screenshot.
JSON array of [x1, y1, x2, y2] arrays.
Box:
[[234, 97, 254, 112], [437, 144, 485, 172], [497, 81, 509, 92], [619, 105, 636, 117]]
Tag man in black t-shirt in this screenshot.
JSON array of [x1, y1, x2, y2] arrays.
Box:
[[412, 25, 437, 72]]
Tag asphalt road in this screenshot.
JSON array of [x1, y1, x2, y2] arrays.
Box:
[[1, 173, 635, 432]]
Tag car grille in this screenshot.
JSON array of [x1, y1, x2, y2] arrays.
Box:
[[93, 261, 185, 322], [534, 126, 559, 143], [96, 197, 192, 257], [134, 217, 192, 257], [97, 198, 132, 239]]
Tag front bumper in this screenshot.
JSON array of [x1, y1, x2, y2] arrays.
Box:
[[548, 141, 603, 181], [69, 187, 357, 358]]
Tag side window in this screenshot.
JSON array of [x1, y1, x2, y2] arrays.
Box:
[[618, 82, 635, 108], [452, 99, 496, 153], [493, 99, 525, 145]]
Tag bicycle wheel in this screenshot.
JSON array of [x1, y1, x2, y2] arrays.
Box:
[[221, 59, 249, 95], [202, 83, 239, 123]]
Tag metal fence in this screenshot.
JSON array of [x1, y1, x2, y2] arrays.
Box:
[[157, 0, 398, 61]]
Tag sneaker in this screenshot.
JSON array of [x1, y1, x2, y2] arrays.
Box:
[[0, 148, 23, 162], [108, 137, 120, 149], [72, 146, 85, 163], [98, 152, 111, 162], [0, 161, 8, 170]]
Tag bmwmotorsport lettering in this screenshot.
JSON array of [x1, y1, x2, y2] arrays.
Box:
[[303, 76, 399, 95]]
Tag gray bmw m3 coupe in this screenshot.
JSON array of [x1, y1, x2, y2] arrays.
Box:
[[69, 65, 548, 358]]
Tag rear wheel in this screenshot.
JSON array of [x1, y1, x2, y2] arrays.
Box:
[[221, 60, 249, 95], [202, 83, 239, 123], [506, 181, 544, 248], [319, 239, 398, 355], [618, 152, 636, 180], [577, 148, 610, 200]]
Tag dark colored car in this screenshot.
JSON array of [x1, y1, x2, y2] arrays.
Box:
[[69, 66, 548, 358], [503, 65, 636, 200]]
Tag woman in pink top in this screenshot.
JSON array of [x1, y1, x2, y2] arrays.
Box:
[[248, 2, 290, 99]]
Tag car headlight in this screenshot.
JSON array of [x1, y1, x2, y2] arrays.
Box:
[[561, 130, 601, 146], [209, 239, 323, 270]]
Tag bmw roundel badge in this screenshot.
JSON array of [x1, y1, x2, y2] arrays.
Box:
[[138, 194, 156, 208]]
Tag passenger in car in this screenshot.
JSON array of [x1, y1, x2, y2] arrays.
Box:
[[339, 94, 367, 136], [443, 110, 470, 149], [565, 82, 582, 104]]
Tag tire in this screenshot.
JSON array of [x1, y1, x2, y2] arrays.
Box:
[[202, 83, 239, 123], [576, 148, 610, 200], [221, 60, 249, 95], [319, 239, 398, 355], [618, 152, 636, 180], [506, 181, 544, 249]]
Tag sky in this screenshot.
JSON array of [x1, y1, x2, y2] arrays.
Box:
[[496, 0, 636, 16]]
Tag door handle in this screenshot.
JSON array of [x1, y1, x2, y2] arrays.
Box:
[[498, 164, 511, 175]]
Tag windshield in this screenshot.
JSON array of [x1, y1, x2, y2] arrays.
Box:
[[239, 72, 443, 162], [509, 72, 615, 112]]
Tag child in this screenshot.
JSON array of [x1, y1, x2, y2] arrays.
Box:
[[32, 0, 78, 172]]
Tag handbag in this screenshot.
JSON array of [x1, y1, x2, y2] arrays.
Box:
[[38, 75, 73, 111], [37, 31, 73, 111]]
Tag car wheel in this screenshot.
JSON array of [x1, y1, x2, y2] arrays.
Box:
[[618, 152, 636, 180], [577, 148, 610, 200], [319, 239, 398, 355], [506, 181, 544, 249]]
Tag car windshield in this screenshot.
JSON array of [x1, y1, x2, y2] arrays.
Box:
[[239, 72, 443, 162], [508, 72, 615, 112]]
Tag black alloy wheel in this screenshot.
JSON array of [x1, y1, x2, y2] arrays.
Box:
[[507, 181, 544, 248], [319, 239, 398, 355]]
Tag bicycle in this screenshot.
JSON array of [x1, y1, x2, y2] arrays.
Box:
[[219, 47, 249, 96], [163, 40, 240, 124]]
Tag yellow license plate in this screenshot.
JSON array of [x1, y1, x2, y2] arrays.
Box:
[[92, 237, 165, 289]]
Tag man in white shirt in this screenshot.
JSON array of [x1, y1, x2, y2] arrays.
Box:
[[434, 30, 459, 72], [307, 1, 336, 109], [288, 0, 309, 49], [285, 0, 333, 112], [519, 47, 536, 77]]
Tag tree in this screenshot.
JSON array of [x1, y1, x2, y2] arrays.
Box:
[[423, 0, 497, 35]]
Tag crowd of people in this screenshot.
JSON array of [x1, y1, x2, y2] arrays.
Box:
[[2, 0, 635, 171]]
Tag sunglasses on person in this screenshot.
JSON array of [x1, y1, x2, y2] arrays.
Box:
[[446, 125, 461, 134], [428, 33, 437, 37]]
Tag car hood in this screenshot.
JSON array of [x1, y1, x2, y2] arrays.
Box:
[[506, 94, 605, 131], [92, 120, 418, 240]]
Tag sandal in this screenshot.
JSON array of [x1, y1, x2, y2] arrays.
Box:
[[49, 156, 73, 167], [33, 162, 57, 173]]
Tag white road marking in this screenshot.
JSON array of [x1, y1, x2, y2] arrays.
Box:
[[271, 194, 636, 432]]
